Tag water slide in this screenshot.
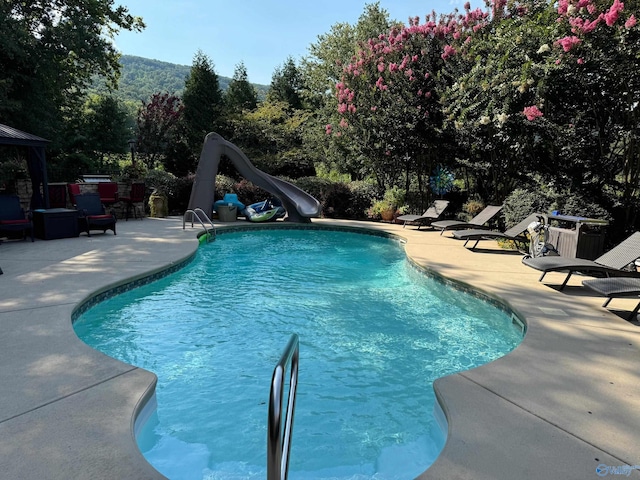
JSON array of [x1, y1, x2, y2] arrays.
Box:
[[187, 132, 321, 222]]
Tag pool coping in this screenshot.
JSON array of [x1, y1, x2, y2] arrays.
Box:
[[1, 217, 639, 479]]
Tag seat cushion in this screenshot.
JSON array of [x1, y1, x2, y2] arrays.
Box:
[[0, 219, 30, 225]]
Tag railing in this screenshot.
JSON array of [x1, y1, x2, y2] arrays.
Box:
[[183, 208, 216, 242], [267, 334, 299, 480]]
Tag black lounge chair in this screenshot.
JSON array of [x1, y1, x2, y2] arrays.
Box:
[[0, 195, 34, 242], [431, 204, 503, 235], [522, 231, 640, 290], [397, 200, 450, 229], [75, 193, 117, 236], [451, 213, 542, 251], [582, 277, 640, 319]]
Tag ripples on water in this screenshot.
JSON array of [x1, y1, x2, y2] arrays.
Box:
[[74, 229, 522, 480]]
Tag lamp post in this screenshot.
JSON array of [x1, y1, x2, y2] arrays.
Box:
[[127, 138, 137, 166]]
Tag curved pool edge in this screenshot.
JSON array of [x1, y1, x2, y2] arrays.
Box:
[[2, 217, 640, 480]]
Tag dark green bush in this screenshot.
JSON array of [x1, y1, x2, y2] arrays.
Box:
[[503, 188, 552, 228], [233, 179, 271, 205], [557, 193, 611, 221], [347, 181, 379, 219], [144, 169, 177, 196], [169, 174, 194, 214], [215, 174, 237, 200]]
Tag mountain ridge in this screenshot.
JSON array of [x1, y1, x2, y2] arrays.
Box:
[[92, 55, 269, 103]]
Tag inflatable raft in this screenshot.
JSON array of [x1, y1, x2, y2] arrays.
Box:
[[245, 199, 286, 222]]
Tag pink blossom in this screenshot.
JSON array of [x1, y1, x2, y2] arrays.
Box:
[[377, 63, 385, 72], [604, 0, 624, 26], [441, 44, 456, 60], [339, 118, 348, 128], [523, 105, 544, 121], [348, 104, 356, 114], [556, 35, 582, 52], [375, 76, 388, 91], [625, 14, 637, 28], [371, 106, 377, 112], [389, 63, 399, 73], [577, 58, 584, 64], [325, 124, 332, 135], [338, 103, 348, 114]]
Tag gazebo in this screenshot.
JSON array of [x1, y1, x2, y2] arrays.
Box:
[[0, 123, 50, 209]]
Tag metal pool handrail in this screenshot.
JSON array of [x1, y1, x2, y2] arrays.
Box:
[[183, 208, 216, 241], [267, 334, 299, 480]]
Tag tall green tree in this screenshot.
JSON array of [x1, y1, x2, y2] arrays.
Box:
[[267, 57, 303, 110], [182, 50, 224, 167], [225, 62, 258, 113], [84, 95, 130, 164], [0, 0, 144, 141]]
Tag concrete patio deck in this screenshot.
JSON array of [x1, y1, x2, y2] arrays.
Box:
[[0, 216, 639, 479]]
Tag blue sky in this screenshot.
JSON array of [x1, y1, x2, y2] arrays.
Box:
[[114, 0, 470, 85]]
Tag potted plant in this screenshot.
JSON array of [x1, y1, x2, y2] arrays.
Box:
[[145, 169, 176, 217], [368, 186, 408, 222]]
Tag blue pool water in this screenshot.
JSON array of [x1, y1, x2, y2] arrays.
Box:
[[73, 229, 523, 480]]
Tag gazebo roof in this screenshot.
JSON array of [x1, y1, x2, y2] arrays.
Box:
[[0, 123, 50, 147]]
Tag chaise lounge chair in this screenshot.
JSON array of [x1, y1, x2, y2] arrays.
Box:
[[451, 213, 543, 251], [0, 195, 34, 242], [397, 200, 450, 229], [522, 231, 640, 290], [582, 277, 640, 320], [431, 204, 503, 235], [75, 193, 117, 236]]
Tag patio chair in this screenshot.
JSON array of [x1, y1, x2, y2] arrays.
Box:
[[582, 277, 640, 320], [75, 193, 116, 236], [451, 213, 543, 251], [432, 204, 503, 235], [397, 200, 450, 229], [522, 231, 640, 290], [97, 182, 119, 207], [0, 195, 34, 241], [67, 183, 81, 206], [120, 182, 145, 220]]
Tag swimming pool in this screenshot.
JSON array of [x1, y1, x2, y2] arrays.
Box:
[[73, 228, 523, 480]]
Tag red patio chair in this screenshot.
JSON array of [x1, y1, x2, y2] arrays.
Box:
[[120, 182, 145, 220], [97, 182, 119, 207], [67, 183, 81, 206]]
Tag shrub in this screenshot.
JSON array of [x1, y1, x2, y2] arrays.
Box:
[[557, 193, 611, 221], [320, 182, 352, 218], [215, 174, 237, 200], [145, 169, 177, 196], [503, 188, 552, 228], [170, 174, 195, 214], [233, 179, 271, 205], [347, 181, 379, 219]]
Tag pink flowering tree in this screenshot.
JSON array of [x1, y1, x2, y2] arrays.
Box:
[[548, 0, 640, 225], [327, 6, 491, 207]]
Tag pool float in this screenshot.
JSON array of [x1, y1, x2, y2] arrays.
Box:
[[213, 193, 245, 213], [244, 199, 286, 222]]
